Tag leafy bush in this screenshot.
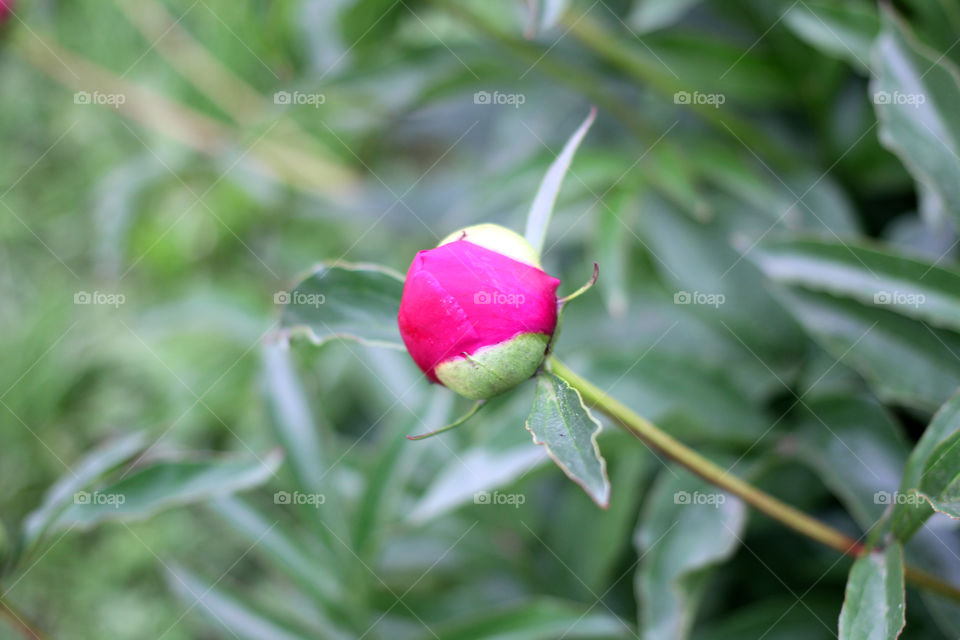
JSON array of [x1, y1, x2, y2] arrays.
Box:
[[2, 1, 960, 638]]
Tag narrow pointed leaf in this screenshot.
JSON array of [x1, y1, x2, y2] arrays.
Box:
[[782, 1, 878, 71], [276, 261, 405, 349], [165, 565, 333, 640], [838, 544, 905, 640], [772, 288, 960, 411], [21, 431, 149, 550], [48, 450, 282, 531], [750, 236, 960, 331], [871, 10, 960, 229], [917, 429, 960, 519], [208, 497, 340, 606], [635, 466, 746, 640], [893, 390, 960, 540], [628, 0, 701, 33], [526, 372, 610, 507], [429, 598, 627, 639], [524, 108, 596, 255]]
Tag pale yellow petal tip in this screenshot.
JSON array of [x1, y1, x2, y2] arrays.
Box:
[[438, 223, 542, 268]]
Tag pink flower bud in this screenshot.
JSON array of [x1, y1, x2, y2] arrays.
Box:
[[0, 0, 12, 24], [397, 224, 561, 399]]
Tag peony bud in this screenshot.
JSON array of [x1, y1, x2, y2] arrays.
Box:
[[397, 224, 561, 399], [0, 0, 12, 24]]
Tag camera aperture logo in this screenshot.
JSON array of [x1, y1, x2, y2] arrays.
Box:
[[274, 290, 326, 307], [74, 291, 125, 308], [874, 290, 925, 309], [74, 490, 126, 508], [474, 490, 526, 508], [274, 91, 326, 108], [274, 490, 326, 508], [872, 91, 926, 107], [473, 291, 526, 307], [674, 90, 725, 108], [74, 91, 126, 109], [874, 490, 924, 506], [473, 90, 526, 108], [673, 290, 725, 308], [674, 490, 726, 507]]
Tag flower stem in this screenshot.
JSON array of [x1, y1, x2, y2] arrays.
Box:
[[0, 596, 49, 640], [548, 356, 960, 603]]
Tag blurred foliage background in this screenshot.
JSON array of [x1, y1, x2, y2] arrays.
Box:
[[3, 0, 960, 638]]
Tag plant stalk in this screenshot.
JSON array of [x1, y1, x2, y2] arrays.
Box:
[[0, 596, 49, 640], [548, 356, 960, 604]]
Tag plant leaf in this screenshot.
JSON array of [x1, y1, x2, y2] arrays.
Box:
[[782, 1, 878, 72], [916, 426, 960, 519], [208, 497, 340, 606], [526, 372, 610, 508], [635, 466, 746, 640], [429, 597, 628, 639], [772, 287, 960, 411], [20, 431, 149, 550], [871, 9, 960, 229], [893, 390, 960, 540], [838, 544, 905, 640], [524, 108, 596, 255], [407, 445, 548, 525], [164, 564, 334, 640], [628, 0, 702, 33], [276, 261, 405, 349], [48, 450, 283, 531], [750, 236, 960, 332], [790, 396, 909, 530]]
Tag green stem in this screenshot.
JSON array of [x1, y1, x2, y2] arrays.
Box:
[[548, 357, 960, 603], [0, 596, 48, 640]]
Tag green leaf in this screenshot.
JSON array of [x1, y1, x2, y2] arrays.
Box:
[[635, 466, 746, 640], [838, 544, 905, 640], [429, 597, 628, 640], [628, 0, 702, 33], [893, 390, 960, 539], [548, 431, 654, 591], [782, 1, 878, 72], [524, 108, 596, 255], [750, 236, 960, 331], [20, 431, 149, 550], [790, 396, 909, 530], [276, 261, 405, 349], [208, 497, 340, 606], [871, 9, 960, 229], [165, 565, 334, 640], [772, 287, 960, 411], [918, 430, 960, 519], [407, 444, 547, 525], [526, 372, 610, 508], [48, 450, 283, 531]]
